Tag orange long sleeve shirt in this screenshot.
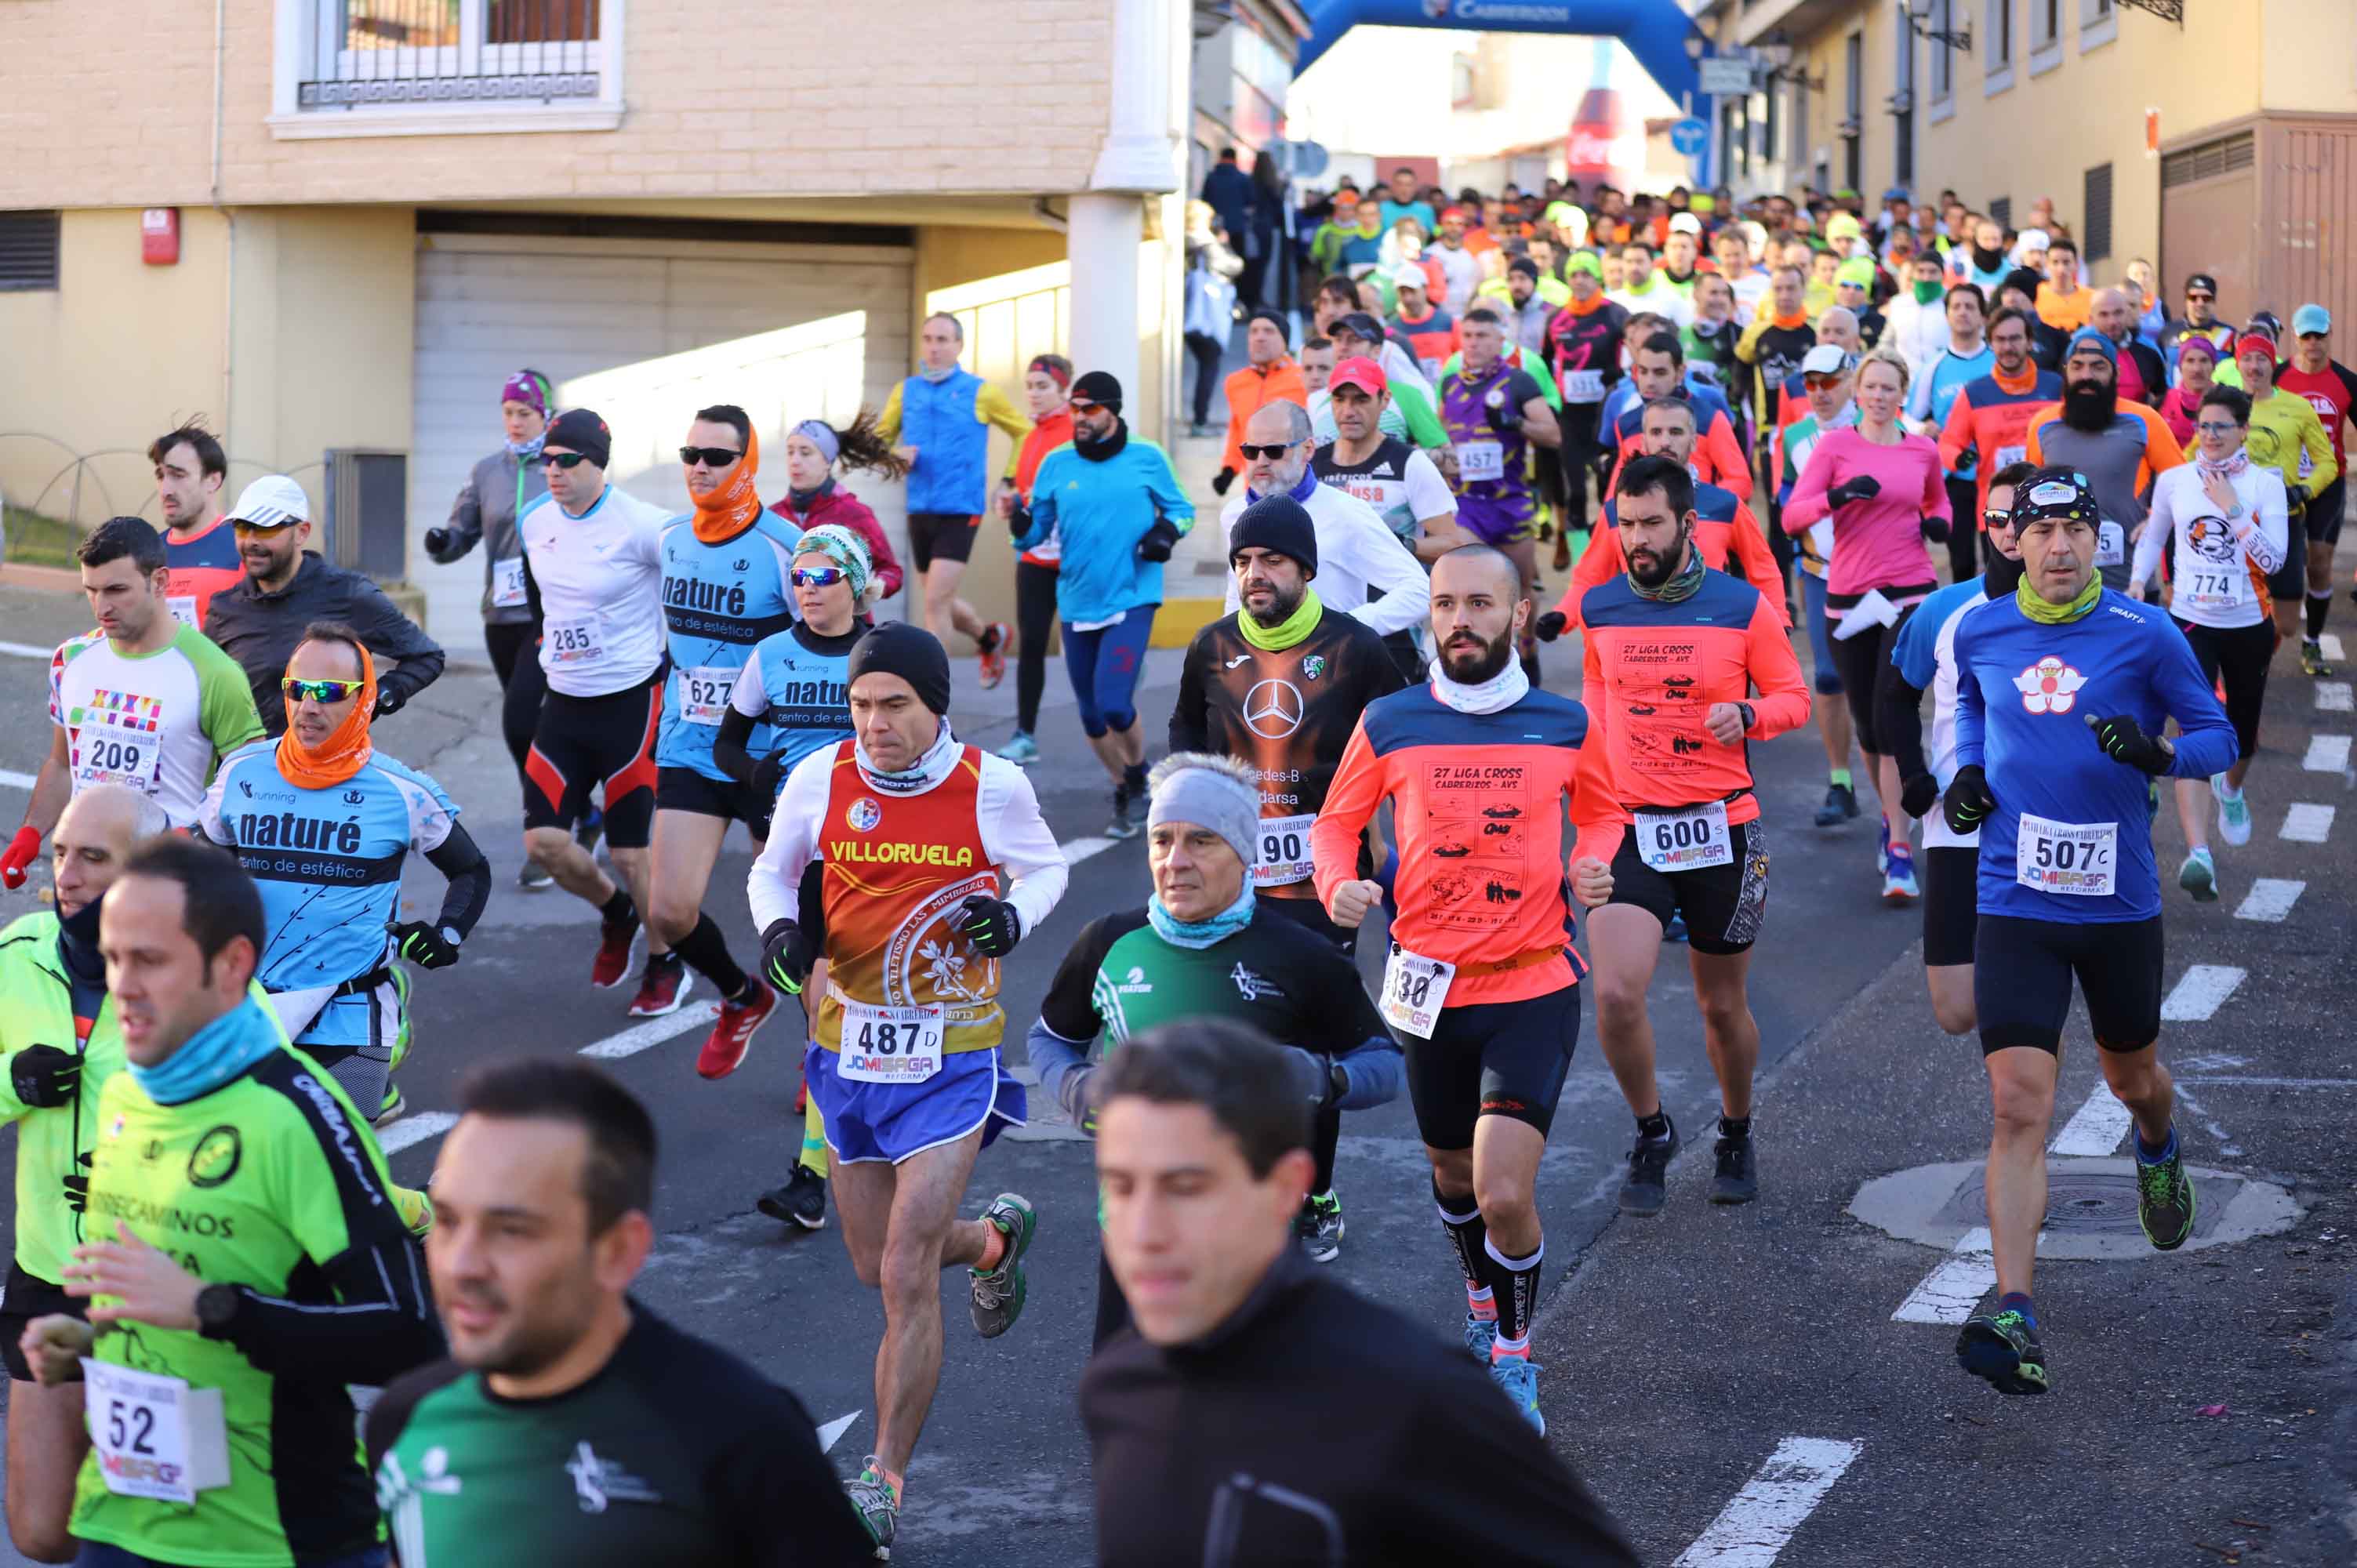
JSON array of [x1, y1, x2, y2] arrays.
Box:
[[1553, 483, 1788, 632]]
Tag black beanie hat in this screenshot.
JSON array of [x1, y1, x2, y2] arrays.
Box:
[[847, 619, 953, 716], [544, 408, 612, 470], [1070, 370, 1124, 411], [1229, 494, 1318, 579]]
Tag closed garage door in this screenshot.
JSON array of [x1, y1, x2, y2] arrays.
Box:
[[412, 224, 913, 648]]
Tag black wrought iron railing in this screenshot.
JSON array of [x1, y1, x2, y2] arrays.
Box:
[[297, 0, 601, 110]]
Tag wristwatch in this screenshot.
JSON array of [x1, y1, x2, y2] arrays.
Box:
[[195, 1283, 242, 1338], [1736, 702, 1756, 732]]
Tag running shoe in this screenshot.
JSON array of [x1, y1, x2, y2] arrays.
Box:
[[576, 805, 605, 858], [626, 960, 692, 1018], [2177, 848, 2217, 903], [372, 1083, 405, 1127], [1876, 817, 1892, 878], [2137, 1140, 2197, 1250], [2211, 775, 2252, 847], [591, 908, 640, 989], [1488, 1356, 1545, 1435], [845, 1460, 899, 1559], [757, 1163, 828, 1230], [517, 856, 554, 891], [978, 622, 1012, 689], [1956, 1308, 2050, 1396], [1105, 783, 1141, 840], [1709, 1133, 1759, 1204], [969, 1192, 1037, 1338], [1295, 1191, 1344, 1262], [1463, 1312, 1499, 1363], [697, 979, 778, 1079], [1883, 844, 1920, 903], [2301, 637, 2334, 677], [1552, 532, 1573, 573], [1814, 782, 1858, 828], [997, 731, 1040, 766], [1618, 1118, 1680, 1217], [1662, 912, 1690, 944]]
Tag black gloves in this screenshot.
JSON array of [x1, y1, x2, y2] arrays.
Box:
[[951, 894, 1022, 957], [9, 1044, 78, 1109], [1007, 503, 1033, 541], [1484, 394, 1524, 433], [761, 919, 818, 993], [391, 921, 461, 970], [423, 526, 453, 558], [2086, 712, 2173, 775], [1533, 610, 1568, 643], [1943, 764, 1996, 835], [375, 687, 406, 719], [1900, 772, 1941, 821], [63, 1171, 87, 1214], [752, 751, 790, 806], [1211, 467, 1237, 496], [1137, 521, 1180, 563], [1277, 1047, 1342, 1112], [1827, 475, 1882, 509], [1920, 514, 1952, 543]]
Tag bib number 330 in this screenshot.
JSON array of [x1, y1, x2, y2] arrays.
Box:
[[1379, 945, 1455, 1040]]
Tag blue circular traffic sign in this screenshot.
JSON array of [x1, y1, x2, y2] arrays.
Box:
[[1670, 118, 1710, 157]]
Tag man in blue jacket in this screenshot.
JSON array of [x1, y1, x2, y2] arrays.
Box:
[[1012, 372, 1194, 839]]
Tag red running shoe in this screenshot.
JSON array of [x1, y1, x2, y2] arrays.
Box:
[[978, 622, 1012, 689], [592, 911, 641, 989], [698, 981, 779, 1080], [628, 962, 692, 1018]]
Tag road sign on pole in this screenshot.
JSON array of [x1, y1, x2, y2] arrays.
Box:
[[1670, 117, 1711, 157]]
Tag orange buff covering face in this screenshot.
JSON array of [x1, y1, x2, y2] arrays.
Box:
[[692, 425, 764, 544], [277, 642, 377, 789]]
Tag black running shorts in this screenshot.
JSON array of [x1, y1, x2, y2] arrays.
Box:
[[1400, 975, 1581, 1148], [907, 511, 980, 572], [1603, 818, 1770, 956], [1921, 845, 1980, 968], [525, 673, 661, 849], [656, 765, 775, 840], [1973, 913, 2165, 1057]]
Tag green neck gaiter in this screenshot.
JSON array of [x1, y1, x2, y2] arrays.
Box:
[[1239, 590, 1324, 650], [2015, 573, 2102, 625]]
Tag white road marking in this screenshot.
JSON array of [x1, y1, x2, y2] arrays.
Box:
[[2234, 878, 2305, 923], [2172, 1081, 2236, 1158], [816, 1411, 861, 1455], [1672, 1436, 1862, 1567], [2160, 964, 2245, 1022], [2323, 633, 2347, 663], [578, 1002, 721, 1059], [0, 642, 50, 660], [1891, 1229, 1996, 1325], [2174, 1075, 2357, 1088], [2317, 682, 2354, 713], [2303, 735, 2351, 771], [2281, 803, 2337, 843], [2047, 1087, 2134, 1156], [0, 770, 35, 790], [377, 1112, 459, 1156], [1059, 835, 1118, 867]]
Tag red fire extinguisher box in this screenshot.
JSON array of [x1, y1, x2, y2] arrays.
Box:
[[141, 208, 180, 266]]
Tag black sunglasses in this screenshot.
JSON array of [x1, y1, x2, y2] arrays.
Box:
[[542, 451, 591, 469], [678, 446, 743, 468], [1239, 441, 1299, 460]]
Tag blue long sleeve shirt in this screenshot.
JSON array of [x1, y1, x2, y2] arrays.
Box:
[[1954, 590, 2236, 922], [1017, 438, 1195, 626]]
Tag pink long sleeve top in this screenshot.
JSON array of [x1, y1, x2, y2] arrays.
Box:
[[1782, 426, 1951, 604]]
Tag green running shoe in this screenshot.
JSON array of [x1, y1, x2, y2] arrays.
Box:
[[2177, 848, 2217, 902], [1956, 1309, 2050, 1396], [969, 1192, 1037, 1338], [2137, 1141, 2197, 1250], [845, 1457, 899, 1559]]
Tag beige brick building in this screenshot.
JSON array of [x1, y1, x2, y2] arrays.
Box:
[[0, 0, 1195, 644]]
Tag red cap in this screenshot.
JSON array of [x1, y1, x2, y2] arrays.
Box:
[[2235, 331, 2279, 359], [1329, 356, 1388, 397], [1440, 206, 1468, 223]]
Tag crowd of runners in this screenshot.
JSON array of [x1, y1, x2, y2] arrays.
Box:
[[0, 164, 2346, 1565]]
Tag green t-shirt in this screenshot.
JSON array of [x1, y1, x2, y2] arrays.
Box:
[[365, 1307, 873, 1567], [71, 1011, 438, 1568], [0, 911, 123, 1284]]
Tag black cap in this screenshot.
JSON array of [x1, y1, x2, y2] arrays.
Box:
[[1508, 256, 1541, 281], [544, 408, 612, 470], [2011, 466, 2099, 527], [1248, 307, 1290, 336], [846, 620, 953, 717], [2000, 267, 2046, 304], [2184, 271, 2218, 296], [1335, 311, 1387, 346], [1229, 494, 1317, 579], [1070, 370, 1123, 412]]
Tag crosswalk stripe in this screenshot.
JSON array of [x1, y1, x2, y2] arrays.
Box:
[[2047, 1087, 2133, 1156], [2316, 682, 2354, 713], [2304, 735, 2352, 771], [2281, 803, 2337, 843], [1672, 1437, 1862, 1566], [2322, 633, 2347, 663], [2160, 964, 2245, 1022], [2233, 878, 2304, 923], [377, 1112, 459, 1156], [0, 770, 35, 789]]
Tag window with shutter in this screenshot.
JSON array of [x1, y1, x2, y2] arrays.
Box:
[[0, 212, 60, 292], [2083, 163, 2113, 262]]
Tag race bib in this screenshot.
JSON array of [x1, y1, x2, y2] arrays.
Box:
[[491, 556, 528, 608], [1419, 356, 1447, 385], [1379, 944, 1455, 1040], [72, 715, 162, 797], [1560, 368, 1606, 404], [2015, 812, 2117, 898], [166, 593, 198, 628], [1634, 800, 1734, 872], [2096, 521, 2125, 568], [543, 617, 603, 666], [82, 1360, 231, 1505], [679, 666, 735, 727], [837, 1000, 945, 1084], [1251, 811, 1317, 888], [2178, 559, 2250, 614], [1455, 441, 1505, 484], [1995, 444, 2027, 471]]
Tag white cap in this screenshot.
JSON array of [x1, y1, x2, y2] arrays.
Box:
[[1389, 263, 1429, 292], [1800, 343, 1857, 376], [226, 474, 309, 529], [1668, 212, 1703, 238], [2015, 227, 2051, 253]]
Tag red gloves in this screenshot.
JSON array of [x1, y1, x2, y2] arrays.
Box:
[[1, 826, 40, 891]]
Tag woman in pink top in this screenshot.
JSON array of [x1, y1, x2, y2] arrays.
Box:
[[2155, 335, 2221, 450], [1783, 347, 1952, 901]]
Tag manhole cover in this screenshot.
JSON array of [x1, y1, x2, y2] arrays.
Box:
[[1851, 1158, 2300, 1261]]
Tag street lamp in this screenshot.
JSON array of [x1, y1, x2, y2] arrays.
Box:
[[1684, 33, 1706, 61], [1756, 31, 1822, 92], [1901, 0, 1974, 50]]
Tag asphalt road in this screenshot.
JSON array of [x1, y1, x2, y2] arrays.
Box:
[[0, 548, 2349, 1566]]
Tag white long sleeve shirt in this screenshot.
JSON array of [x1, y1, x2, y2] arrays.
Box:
[[1219, 481, 1432, 639], [2131, 461, 2287, 630], [747, 732, 1068, 941]]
